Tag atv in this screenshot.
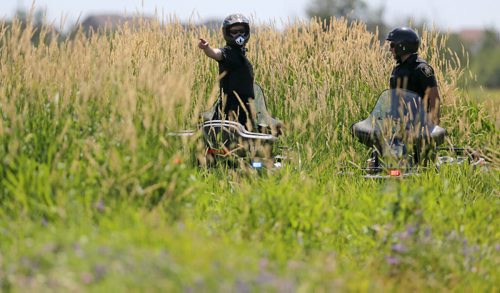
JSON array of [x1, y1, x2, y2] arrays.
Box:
[[169, 83, 284, 170], [351, 89, 487, 179]]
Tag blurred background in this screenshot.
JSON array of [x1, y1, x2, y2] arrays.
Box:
[[1, 0, 500, 89]]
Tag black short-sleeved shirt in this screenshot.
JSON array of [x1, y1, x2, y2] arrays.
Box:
[[390, 53, 438, 99], [218, 45, 255, 112]]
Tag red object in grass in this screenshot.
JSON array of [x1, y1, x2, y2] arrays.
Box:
[[207, 148, 227, 155], [389, 169, 402, 176]]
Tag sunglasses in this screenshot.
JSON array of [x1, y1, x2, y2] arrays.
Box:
[[229, 29, 246, 35]]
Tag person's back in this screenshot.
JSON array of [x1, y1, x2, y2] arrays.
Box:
[[387, 27, 440, 124], [198, 14, 255, 129], [391, 54, 435, 99]]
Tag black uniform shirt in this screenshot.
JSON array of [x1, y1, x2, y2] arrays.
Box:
[[390, 53, 437, 99], [218, 45, 255, 112]]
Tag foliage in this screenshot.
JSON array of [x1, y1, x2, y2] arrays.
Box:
[[469, 30, 500, 88], [0, 14, 498, 292], [306, 0, 388, 42], [305, 0, 500, 88], [306, 0, 368, 20]]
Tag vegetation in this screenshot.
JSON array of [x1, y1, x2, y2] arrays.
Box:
[[0, 15, 498, 292], [306, 0, 387, 36], [307, 0, 500, 89]]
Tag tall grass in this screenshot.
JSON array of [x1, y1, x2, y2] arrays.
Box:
[[0, 15, 498, 291]]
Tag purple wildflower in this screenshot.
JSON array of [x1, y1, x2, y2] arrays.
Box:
[[386, 256, 400, 265], [391, 243, 407, 253], [406, 225, 416, 235]]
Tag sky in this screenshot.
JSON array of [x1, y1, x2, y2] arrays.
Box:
[[2, 0, 499, 32]]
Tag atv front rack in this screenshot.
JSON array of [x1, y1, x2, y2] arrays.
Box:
[[167, 120, 278, 141], [201, 120, 278, 141]]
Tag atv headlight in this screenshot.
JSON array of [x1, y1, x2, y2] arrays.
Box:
[[251, 161, 263, 168]]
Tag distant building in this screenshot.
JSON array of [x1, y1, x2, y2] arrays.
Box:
[[458, 29, 485, 53], [80, 14, 155, 34]]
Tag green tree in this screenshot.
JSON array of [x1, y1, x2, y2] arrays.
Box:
[[476, 51, 500, 88], [306, 0, 387, 40], [306, 0, 368, 21], [471, 29, 500, 88], [479, 29, 500, 51]]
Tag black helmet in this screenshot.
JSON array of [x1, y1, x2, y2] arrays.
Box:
[[222, 14, 250, 47], [386, 27, 420, 56]]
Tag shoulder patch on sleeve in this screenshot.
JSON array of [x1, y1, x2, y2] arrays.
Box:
[[420, 64, 434, 77]]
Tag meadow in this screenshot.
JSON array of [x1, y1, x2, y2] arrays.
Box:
[[0, 16, 498, 291]]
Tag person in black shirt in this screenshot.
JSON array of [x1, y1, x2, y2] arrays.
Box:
[[198, 14, 255, 130], [357, 27, 442, 167], [386, 27, 443, 164], [387, 27, 441, 124]]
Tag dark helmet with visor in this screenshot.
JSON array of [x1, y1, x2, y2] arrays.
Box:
[[222, 14, 250, 47], [386, 27, 420, 56]]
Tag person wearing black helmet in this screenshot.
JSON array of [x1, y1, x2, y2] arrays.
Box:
[[198, 13, 255, 129], [381, 27, 442, 165], [386, 27, 440, 124]]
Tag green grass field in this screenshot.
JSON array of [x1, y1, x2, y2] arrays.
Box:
[[0, 17, 498, 291]]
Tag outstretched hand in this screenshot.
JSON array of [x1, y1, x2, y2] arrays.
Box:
[[198, 38, 209, 50], [198, 38, 222, 61]]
